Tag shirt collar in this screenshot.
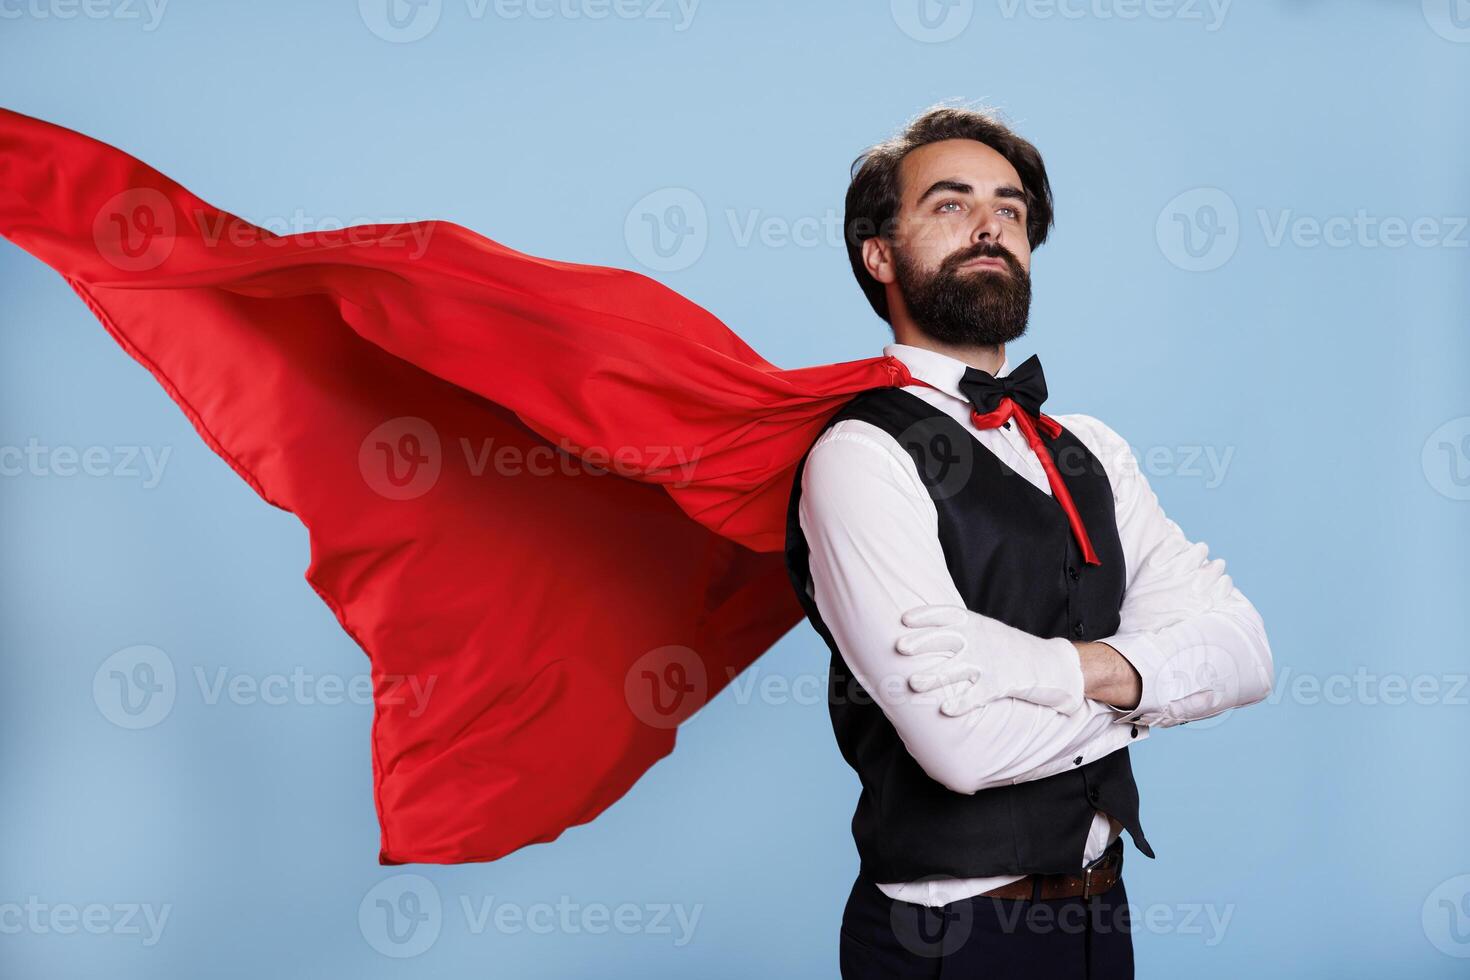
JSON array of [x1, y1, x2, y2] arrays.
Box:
[[882, 342, 1011, 401]]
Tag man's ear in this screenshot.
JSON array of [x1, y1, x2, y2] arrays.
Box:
[[862, 235, 896, 286]]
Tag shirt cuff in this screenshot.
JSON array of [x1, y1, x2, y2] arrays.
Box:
[[1096, 630, 1170, 727]]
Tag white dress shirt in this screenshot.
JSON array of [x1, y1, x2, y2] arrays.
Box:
[[796, 342, 1274, 907]]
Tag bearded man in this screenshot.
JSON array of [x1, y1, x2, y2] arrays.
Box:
[[783, 106, 1275, 979]]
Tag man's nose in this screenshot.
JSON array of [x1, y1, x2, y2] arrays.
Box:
[[972, 209, 1001, 244]]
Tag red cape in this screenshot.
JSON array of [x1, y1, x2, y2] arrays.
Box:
[[0, 107, 909, 863]]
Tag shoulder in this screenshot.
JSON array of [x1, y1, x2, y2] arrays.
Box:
[[801, 417, 926, 505], [1051, 412, 1141, 490], [1051, 411, 1126, 449], [806, 416, 912, 473]]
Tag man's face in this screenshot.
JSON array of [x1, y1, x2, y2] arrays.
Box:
[[865, 139, 1034, 347]]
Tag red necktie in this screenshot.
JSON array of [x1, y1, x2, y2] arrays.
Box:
[[897, 354, 1102, 566]]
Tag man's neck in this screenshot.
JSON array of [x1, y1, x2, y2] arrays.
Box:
[[891, 326, 1005, 376]]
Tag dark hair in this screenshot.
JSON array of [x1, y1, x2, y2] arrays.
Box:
[[844, 104, 1055, 323]]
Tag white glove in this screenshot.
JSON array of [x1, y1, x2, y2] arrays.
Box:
[[895, 603, 1085, 716]]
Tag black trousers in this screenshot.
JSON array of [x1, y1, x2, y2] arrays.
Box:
[[838, 870, 1135, 979]]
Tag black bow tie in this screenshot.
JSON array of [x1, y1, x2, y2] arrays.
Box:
[[957, 354, 1049, 418]]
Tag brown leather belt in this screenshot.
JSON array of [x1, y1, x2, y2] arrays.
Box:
[[978, 838, 1124, 901]]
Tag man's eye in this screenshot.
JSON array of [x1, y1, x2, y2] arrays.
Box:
[[999, 206, 1022, 220], [936, 200, 964, 213]]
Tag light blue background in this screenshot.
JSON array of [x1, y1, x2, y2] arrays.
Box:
[[2, 2, 1468, 977]]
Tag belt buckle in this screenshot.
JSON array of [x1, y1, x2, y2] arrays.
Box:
[[1080, 848, 1117, 899]]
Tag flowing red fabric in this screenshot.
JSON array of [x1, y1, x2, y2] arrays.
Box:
[[0, 107, 908, 864]]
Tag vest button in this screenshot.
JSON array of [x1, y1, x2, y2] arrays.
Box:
[[1088, 788, 1100, 803], [1067, 565, 1079, 581], [1072, 622, 1085, 638]]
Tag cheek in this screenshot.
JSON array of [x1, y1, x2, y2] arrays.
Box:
[[1012, 243, 1033, 272], [902, 218, 967, 265]]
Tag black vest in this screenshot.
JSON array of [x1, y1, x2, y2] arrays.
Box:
[[784, 386, 1154, 882]]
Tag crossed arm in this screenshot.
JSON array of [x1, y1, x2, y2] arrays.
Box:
[[797, 414, 1274, 795], [1079, 641, 1144, 709]]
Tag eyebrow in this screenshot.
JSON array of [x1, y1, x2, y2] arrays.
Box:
[[915, 179, 1028, 209]]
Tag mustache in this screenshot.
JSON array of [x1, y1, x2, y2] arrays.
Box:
[[944, 241, 1023, 275]]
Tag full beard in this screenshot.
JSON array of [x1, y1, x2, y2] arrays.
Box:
[[892, 241, 1032, 347]]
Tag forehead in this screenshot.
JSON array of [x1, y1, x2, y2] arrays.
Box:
[[897, 139, 1023, 204]]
